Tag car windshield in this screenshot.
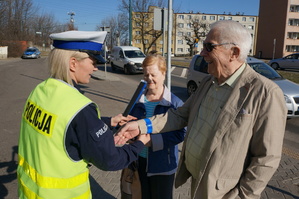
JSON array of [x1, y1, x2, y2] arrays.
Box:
[[26, 49, 36, 52], [124, 50, 145, 58], [248, 62, 283, 80]]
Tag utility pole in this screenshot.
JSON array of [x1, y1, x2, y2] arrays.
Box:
[[68, 11, 75, 30], [273, 38, 276, 60], [100, 27, 110, 79], [167, 0, 173, 91], [129, 0, 132, 46]]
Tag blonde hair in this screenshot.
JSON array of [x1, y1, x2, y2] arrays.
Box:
[[48, 49, 89, 85], [142, 54, 167, 74]]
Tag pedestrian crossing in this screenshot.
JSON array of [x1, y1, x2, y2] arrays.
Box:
[[170, 66, 188, 79]]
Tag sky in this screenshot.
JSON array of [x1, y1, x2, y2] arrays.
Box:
[[32, 0, 260, 31]]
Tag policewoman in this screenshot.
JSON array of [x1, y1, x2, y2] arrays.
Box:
[[17, 31, 148, 199]]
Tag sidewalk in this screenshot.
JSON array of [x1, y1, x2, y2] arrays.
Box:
[[91, 70, 299, 199]]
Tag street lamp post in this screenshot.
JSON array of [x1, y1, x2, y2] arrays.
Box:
[[100, 26, 111, 78], [129, 0, 132, 46], [115, 31, 120, 46]]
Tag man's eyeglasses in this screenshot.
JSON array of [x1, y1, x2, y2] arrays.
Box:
[[203, 42, 237, 52]]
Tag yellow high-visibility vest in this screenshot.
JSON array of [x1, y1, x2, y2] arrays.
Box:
[[18, 78, 100, 199]]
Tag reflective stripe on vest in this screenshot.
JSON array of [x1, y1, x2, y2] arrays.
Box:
[[18, 154, 89, 189], [18, 177, 90, 199]]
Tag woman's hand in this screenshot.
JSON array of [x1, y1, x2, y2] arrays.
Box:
[[137, 134, 151, 147], [111, 114, 137, 127]]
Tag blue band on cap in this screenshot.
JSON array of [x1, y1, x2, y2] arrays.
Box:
[[53, 40, 103, 51], [144, 118, 152, 134]]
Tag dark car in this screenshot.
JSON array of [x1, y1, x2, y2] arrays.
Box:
[[21, 47, 41, 59], [187, 55, 299, 118]]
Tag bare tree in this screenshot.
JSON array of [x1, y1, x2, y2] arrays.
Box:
[[178, 16, 210, 56], [118, 0, 166, 54], [31, 14, 69, 48], [96, 13, 128, 50], [0, 0, 36, 41], [0, 0, 69, 56]]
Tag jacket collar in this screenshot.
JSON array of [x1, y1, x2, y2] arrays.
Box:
[[138, 85, 172, 106]]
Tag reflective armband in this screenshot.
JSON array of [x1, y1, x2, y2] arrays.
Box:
[[144, 118, 152, 134]]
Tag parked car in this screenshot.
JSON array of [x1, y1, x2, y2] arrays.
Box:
[[110, 46, 145, 74], [268, 53, 299, 70], [187, 55, 299, 118], [21, 47, 41, 59]]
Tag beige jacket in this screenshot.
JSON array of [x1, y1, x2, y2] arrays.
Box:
[[138, 65, 287, 199]]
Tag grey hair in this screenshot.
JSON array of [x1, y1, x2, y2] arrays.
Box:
[[210, 20, 252, 62]]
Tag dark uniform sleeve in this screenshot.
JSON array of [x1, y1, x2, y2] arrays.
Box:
[[65, 103, 144, 171]]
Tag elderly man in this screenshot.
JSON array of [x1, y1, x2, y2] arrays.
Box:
[[116, 20, 287, 199]]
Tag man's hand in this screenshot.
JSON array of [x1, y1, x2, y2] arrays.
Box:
[[114, 121, 141, 145], [111, 114, 137, 127]]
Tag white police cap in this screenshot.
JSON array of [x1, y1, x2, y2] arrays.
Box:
[[49, 30, 107, 62]]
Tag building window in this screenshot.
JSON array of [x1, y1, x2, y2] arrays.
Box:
[[289, 19, 299, 26], [242, 17, 246, 21], [187, 48, 190, 52], [160, 40, 163, 44], [210, 16, 215, 20], [187, 23, 192, 28], [202, 16, 206, 20], [178, 40, 183, 44], [228, 17, 232, 20], [178, 15, 184, 19], [178, 32, 183, 36], [288, 32, 299, 39], [250, 17, 255, 22], [144, 14, 148, 18], [160, 48, 163, 52], [286, 45, 299, 52], [135, 14, 141, 18], [187, 32, 191, 37], [187, 15, 192, 19], [144, 39, 148, 44], [178, 23, 184, 28], [136, 22, 141, 27], [290, 5, 299, 12], [177, 48, 183, 52], [219, 16, 225, 20], [135, 39, 141, 44], [248, 25, 254, 30], [136, 31, 141, 35], [144, 22, 149, 27]]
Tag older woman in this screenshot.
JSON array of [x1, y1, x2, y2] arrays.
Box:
[[17, 31, 147, 199], [128, 54, 185, 199]]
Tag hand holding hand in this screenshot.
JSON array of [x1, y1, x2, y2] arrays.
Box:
[[111, 114, 137, 127], [114, 121, 141, 145]]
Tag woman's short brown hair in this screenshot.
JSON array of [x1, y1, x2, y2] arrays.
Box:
[[142, 54, 167, 74]]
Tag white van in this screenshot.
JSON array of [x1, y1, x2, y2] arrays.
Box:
[[110, 46, 146, 74]]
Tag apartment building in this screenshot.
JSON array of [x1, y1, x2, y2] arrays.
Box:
[[174, 12, 258, 56], [132, 6, 258, 57], [256, 0, 299, 59]]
